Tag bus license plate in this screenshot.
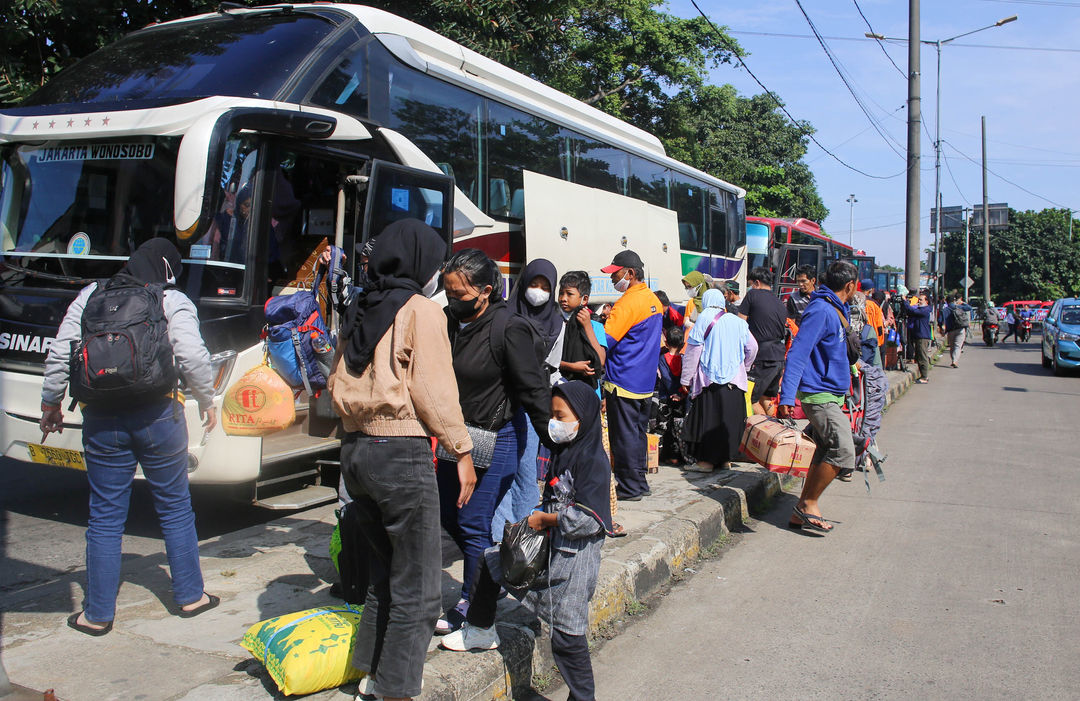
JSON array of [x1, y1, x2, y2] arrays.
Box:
[[27, 443, 86, 471]]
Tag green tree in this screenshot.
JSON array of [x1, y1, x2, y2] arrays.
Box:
[[940, 208, 1080, 303]]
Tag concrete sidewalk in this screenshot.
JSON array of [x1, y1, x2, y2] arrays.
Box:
[[0, 365, 921, 701]]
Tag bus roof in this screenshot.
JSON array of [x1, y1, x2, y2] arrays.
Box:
[[157, 4, 746, 198], [746, 215, 854, 252]]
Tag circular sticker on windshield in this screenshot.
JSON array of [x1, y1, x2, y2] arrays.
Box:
[[67, 232, 90, 256]]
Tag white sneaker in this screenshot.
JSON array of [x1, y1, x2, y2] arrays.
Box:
[[439, 622, 499, 651], [354, 674, 375, 700]]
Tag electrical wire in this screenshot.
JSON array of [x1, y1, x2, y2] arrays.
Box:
[[942, 140, 1077, 210], [729, 30, 1080, 54], [851, 0, 906, 78], [792, 0, 907, 158], [687, 0, 907, 180], [942, 150, 970, 204]]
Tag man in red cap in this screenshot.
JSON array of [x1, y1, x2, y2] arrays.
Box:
[[600, 250, 662, 500]]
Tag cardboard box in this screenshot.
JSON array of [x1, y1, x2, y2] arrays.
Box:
[[739, 415, 817, 478], [646, 433, 660, 473]]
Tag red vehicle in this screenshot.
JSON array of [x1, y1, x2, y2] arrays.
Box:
[[746, 216, 859, 296]]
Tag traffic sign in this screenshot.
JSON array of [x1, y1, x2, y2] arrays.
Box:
[[961, 276, 974, 289]]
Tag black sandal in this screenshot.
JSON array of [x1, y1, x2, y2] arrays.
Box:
[[177, 594, 220, 618], [788, 506, 833, 534], [67, 612, 112, 637]]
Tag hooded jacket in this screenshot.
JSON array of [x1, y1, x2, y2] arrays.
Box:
[[779, 286, 852, 405]]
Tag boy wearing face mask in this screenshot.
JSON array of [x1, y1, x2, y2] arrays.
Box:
[[442, 381, 612, 701], [599, 251, 663, 501]]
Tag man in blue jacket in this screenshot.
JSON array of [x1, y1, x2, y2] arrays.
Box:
[[778, 261, 858, 534], [902, 291, 934, 383]]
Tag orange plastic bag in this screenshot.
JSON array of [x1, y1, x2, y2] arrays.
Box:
[[223, 363, 296, 436]]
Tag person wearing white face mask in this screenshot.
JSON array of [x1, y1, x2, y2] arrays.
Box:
[[442, 381, 612, 701], [493, 259, 564, 549], [599, 250, 663, 501]]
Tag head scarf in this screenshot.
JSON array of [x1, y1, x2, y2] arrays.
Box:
[[549, 381, 613, 534], [682, 271, 706, 315], [849, 291, 867, 333], [508, 258, 562, 351], [120, 238, 183, 285], [341, 219, 446, 373]]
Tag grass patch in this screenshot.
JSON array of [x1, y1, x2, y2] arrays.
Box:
[[699, 532, 731, 559], [625, 599, 647, 616], [532, 668, 557, 692]]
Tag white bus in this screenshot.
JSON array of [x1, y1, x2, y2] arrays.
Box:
[[0, 4, 746, 506]]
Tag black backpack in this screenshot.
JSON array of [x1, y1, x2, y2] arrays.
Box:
[[70, 276, 178, 407]]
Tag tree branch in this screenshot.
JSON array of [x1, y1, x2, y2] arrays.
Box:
[[583, 72, 643, 105]]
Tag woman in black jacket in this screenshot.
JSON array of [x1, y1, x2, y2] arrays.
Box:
[[436, 248, 552, 634]]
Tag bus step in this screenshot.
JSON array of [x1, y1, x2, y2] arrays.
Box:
[[254, 484, 337, 511]]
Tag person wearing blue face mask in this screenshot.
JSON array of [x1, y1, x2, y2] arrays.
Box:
[[441, 380, 612, 701]]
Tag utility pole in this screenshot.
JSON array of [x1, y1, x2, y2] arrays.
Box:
[[963, 206, 970, 304], [982, 116, 991, 303], [933, 40, 942, 303], [905, 0, 921, 292], [846, 193, 857, 248]]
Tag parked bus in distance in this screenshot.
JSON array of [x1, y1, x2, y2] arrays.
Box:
[[874, 269, 901, 293], [0, 4, 746, 506]]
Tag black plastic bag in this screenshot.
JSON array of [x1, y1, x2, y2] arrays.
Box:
[[500, 516, 550, 589]]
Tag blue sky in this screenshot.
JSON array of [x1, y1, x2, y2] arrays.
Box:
[[667, 0, 1080, 268]]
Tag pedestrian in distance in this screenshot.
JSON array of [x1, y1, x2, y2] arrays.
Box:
[[943, 293, 973, 367], [680, 289, 758, 473], [860, 278, 887, 353], [778, 261, 861, 533], [328, 219, 475, 701], [441, 381, 612, 701], [786, 265, 817, 324], [437, 249, 552, 635], [902, 292, 935, 383], [1001, 305, 1019, 343], [40, 239, 219, 636], [600, 250, 663, 501], [495, 259, 564, 545], [739, 266, 788, 417]]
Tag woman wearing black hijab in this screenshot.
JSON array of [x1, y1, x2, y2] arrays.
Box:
[[496, 258, 563, 541], [40, 238, 219, 636], [328, 219, 475, 701], [442, 380, 611, 701]]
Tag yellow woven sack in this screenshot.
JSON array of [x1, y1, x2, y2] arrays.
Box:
[[241, 605, 366, 696], [223, 363, 296, 436], [745, 380, 755, 417]]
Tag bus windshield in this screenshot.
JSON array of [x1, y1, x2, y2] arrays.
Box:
[[19, 13, 335, 109], [0, 136, 246, 298]]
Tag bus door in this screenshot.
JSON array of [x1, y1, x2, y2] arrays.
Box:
[[773, 243, 824, 299]]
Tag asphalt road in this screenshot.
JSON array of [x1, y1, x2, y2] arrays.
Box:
[[590, 337, 1080, 700]]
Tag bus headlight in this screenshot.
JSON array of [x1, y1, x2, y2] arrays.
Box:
[[210, 350, 238, 396]]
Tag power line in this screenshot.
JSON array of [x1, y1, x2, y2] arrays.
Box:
[[942, 150, 970, 204], [851, 0, 906, 77], [730, 29, 1080, 53], [942, 140, 1076, 210], [687, 0, 906, 180], [978, 0, 1080, 7], [791, 0, 907, 157]]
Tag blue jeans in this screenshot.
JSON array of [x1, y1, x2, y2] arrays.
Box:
[[437, 419, 520, 600], [81, 399, 203, 622], [491, 409, 539, 539]]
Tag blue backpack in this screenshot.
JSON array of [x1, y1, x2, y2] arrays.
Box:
[[263, 247, 346, 394]]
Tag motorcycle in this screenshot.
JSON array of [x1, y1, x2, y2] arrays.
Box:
[[982, 317, 999, 346], [1018, 318, 1032, 343]]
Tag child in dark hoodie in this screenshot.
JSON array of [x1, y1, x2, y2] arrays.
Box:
[[440, 381, 611, 701], [778, 261, 860, 534]]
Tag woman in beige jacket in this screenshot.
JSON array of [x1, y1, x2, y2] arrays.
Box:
[[328, 219, 474, 701]]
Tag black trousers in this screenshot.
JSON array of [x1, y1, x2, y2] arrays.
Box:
[[552, 628, 595, 701], [340, 433, 442, 700], [605, 389, 651, 498]]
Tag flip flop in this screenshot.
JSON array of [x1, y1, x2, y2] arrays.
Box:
[[789, 506, 833, 533], [67, 612, 112, 637], [177, 594, 220, 619], [609, 522, 628, 538]]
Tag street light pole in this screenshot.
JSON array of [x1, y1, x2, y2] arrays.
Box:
[[847, 193, 857, 248], [963, 206, 970, 303]]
